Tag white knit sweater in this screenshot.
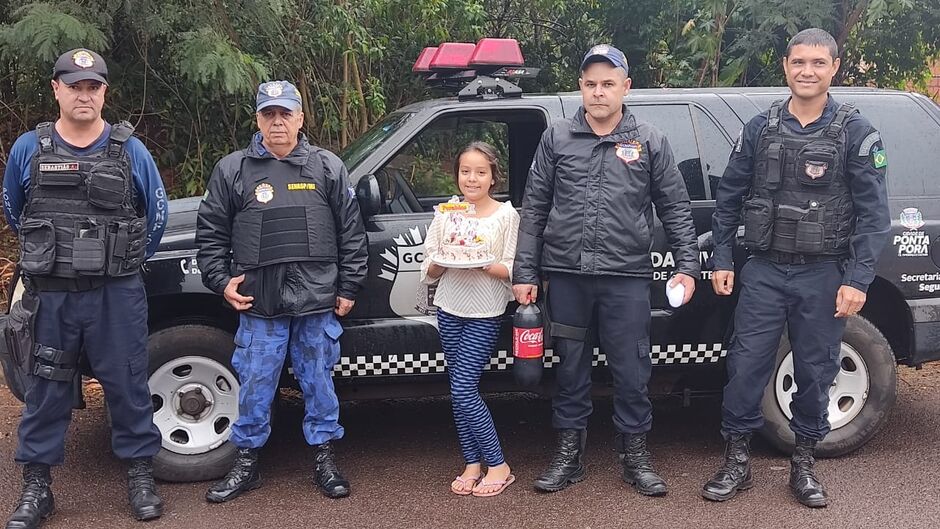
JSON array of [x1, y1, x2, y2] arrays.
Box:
[[420, 201, 520, 318]]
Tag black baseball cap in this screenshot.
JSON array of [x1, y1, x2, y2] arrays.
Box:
[[580, 44, 629, 75], [53, 48, 108, 85]]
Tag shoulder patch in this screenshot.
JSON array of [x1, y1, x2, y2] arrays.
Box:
[[734, 130, 744, 153], [858, 131, 881, 157], [872, 149, 887, 169]]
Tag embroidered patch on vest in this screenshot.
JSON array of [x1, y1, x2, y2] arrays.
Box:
[[804, 161, 828, 179], [38, 162, 80, 172], [254, 183, 275, 203], [287, 182, 316, 191], [615, 140, 642, 164]]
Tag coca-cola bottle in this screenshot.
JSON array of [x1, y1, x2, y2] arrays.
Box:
[[513, 302, 544, 387]]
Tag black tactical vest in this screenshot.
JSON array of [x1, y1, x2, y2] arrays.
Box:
[[747, 100, 856, 256], [18, 121, 147, 279], [231, 151, 337, 270]]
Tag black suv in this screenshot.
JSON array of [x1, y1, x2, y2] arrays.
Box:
[[4, 84, 940, 482]]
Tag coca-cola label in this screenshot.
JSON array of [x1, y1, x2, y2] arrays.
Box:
[[513, 327, 543, 359]]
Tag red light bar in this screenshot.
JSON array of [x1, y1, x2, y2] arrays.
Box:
[[428, 42, 476, 70], [412, 47, 438, 73], [469, 38, 524, 67]]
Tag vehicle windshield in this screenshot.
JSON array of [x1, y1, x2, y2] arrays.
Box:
[[340, 111, 414, 171]]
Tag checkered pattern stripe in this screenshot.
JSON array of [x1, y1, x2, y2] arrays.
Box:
[[333, 343, 726, 377]]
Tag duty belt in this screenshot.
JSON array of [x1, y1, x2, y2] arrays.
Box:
[[755, 250, 841, 265], [29, 275, 108, 292]]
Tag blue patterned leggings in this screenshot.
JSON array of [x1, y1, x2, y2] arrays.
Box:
[[437, 309, 505, 467]]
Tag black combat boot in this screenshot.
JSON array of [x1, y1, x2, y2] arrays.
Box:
[[127, 458, 163, 521], [790, 435, 828, 508], [6, 463, 54, 529], [701, 433, 753, 502], [533, 429, 586, 492], [205, 448, 261, 503], [620, 433, 667, 496], [313, 442, 350, 498]]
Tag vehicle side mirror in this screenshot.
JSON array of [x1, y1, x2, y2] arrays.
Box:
[[356, 174, 382, 218]]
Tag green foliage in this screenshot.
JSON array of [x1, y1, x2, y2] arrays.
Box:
[[0, 2, 108, 64], [0, 0, 936, 200], [639, 0, 939, 88], [173, 28, 269, 95]]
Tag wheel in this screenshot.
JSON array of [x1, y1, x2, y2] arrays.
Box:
[[759, 316, 897, 457], [147, 324, 240, 482]]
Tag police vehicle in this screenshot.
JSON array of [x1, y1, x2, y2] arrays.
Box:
[[3, 39, 940, 482]]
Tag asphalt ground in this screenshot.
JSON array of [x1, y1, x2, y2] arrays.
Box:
[[0, 364, 938, 529]]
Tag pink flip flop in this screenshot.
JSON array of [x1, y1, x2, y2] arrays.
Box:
[[471, 474, 516, 497], [451, 474, 482, 496]]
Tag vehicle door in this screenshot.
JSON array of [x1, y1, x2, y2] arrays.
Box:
[[338, 104, 553, 379]]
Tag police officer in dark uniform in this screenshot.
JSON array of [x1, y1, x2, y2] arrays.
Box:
[[702, 29, 890, 507], [1, 49, 168, 528], [196, 81, 368, 503], [513, 45, 699, 496]]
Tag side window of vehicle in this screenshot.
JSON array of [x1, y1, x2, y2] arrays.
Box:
[[376, 111, 545, 213], [848, 96, 940, 197], [630, 104, 708, 201], [375, 116, 507, 213], [692, 107, 733, 199]]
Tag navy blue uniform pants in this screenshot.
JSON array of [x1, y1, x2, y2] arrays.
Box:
[[721, 257, 846, 441], [15, 275, 161, 466], [548, 273, 653, 434]]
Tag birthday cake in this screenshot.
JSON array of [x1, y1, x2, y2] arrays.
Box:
[[433, 198, 495, 267]]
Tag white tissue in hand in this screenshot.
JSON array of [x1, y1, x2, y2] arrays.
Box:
[[666, 281, 685, 308]]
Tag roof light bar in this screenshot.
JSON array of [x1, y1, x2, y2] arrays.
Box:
[[428, 43, 476, 70], [414, 38, 540, 100], [412, 47, 438, 73], [469, 38, 524, 67]]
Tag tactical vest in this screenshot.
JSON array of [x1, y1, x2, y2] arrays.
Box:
[[18, 121, 147, 279], [231, 151, 337, 270], [745, 100, 856, 256]]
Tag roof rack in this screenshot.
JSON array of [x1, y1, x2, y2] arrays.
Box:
[[413, 38, 540, 100]]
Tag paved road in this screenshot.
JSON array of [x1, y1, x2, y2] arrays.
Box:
[[0, 364, 938, 529]]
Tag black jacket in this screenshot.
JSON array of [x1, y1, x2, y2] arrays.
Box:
[[196, 133, 368, 317], [513, 106, 699, 284]]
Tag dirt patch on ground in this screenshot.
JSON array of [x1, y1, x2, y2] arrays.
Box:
[[899, 361, 940, 391]]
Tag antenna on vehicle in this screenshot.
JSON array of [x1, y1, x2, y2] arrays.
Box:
[[413, 38, 540, 100]]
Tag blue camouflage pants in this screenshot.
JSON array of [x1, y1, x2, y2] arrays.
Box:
[[229, 311, 345, 448]]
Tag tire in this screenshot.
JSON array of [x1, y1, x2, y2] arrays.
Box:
[[759, 316, 897, 457], [147, 324, 239, 482]]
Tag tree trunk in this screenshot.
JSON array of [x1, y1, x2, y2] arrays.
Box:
[[341, 41, 350, 148], [348, 46, 370, 135]]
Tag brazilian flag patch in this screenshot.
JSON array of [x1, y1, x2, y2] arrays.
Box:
[[872, 149, 887, 169]]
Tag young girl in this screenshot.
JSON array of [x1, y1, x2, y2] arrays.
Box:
[[420, 142, 520, 497]]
